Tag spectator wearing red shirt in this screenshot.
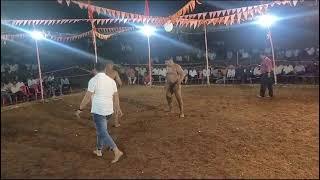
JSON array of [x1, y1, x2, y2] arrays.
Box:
[[259, 53, 274, 98]]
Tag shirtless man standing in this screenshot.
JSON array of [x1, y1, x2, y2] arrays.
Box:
[[105, 62, 123, 127], [165, 59, 185, 118]]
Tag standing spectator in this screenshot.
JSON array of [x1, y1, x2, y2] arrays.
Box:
[[258, 53, 274, 98], [189, 68, 197, 84]]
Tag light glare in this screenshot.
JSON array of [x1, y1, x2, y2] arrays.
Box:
[[30, 31, 44, 40], [141, 25, 156, 37], [257, 15, 277, 27]]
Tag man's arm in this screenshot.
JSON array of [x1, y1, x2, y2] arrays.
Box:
[[79, 91, 93, 110], [176, 65, 185, 83], [115, 72, 122, 87], [113, 92, 123, 116], [75, 91, 93, 119]]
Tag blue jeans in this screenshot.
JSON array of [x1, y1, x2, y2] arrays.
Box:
[[92, 113, 116, 150]]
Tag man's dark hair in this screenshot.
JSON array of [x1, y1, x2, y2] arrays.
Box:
[[95, 61, 107, 72]]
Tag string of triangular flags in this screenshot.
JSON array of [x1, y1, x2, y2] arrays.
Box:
[[1, 27, 134, 42], [1, 0, 302, 28]]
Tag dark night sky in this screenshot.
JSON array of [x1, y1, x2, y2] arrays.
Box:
[[1, 0, 319, 67]]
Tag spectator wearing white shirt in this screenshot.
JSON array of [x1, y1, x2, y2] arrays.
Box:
[[275, 64, 284, 75], [283, 63, 294, 75], [60, 77, 71, 95], [183, 68, 189, 84], [226, 65, 236, 79], [10, 80, 25, 102], [294, 63, 306, 75], [189, 69, 197, 83]]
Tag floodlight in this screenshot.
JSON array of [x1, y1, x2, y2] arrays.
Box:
[[141, 25, 156, 37], [30, 31, 44, 40], [257, 15, 277, 27]]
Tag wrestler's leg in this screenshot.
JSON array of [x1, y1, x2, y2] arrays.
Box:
[[173, 84, 184, 118], [165, 84, 173, 112]]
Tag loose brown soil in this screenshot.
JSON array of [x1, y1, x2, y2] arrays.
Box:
[[1, 85, 319, 179]]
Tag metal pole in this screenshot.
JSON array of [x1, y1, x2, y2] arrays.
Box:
[[91, 28, 98, 63], [236, 51, 239, 65], [35, 40, 44, 102], [147, 36, 152, 86], [268, 26, 277, 85], [204, 25, 210, 85]]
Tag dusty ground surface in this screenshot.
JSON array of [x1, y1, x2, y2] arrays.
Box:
[[1, 85, 319, 179]]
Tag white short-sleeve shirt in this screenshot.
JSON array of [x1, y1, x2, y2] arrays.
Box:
[[88, 73, 117, 116]]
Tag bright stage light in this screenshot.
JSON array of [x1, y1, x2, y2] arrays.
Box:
[[257, 15, 277, 27], [30, 31, 44, 40], [141, 25, 156, 37], [164, 21, 173, 32]]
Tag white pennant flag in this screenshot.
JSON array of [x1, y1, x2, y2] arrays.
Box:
[[216, 11, 221, 17], [293, 0, 298, 6], [66, 0, 70, 6], [57, 0, 63, 4], [221, 10, 226, 16]]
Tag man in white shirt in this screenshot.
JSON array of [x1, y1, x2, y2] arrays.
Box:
[[75, 61, 123, 163], [275, 64, 284, 75]]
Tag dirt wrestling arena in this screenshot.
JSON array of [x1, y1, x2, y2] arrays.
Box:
[[1, 85, 319, 179]]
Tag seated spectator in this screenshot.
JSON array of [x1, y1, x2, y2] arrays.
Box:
[[60, 76, 71, 95], [294, 63, 306, 75], [283, 63, 294, 75], [275, 64, 284, 75], [10, 80, 25, 101], [1, 82, 13, 105], [126, 67, 137, 85], [226, 65, 236, 79], [143, 73, 152, 86]]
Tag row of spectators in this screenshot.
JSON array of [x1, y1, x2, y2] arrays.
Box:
[[130, 46, 319, 64], [122, 61, 319, 85], [1, 73, 71, 106]]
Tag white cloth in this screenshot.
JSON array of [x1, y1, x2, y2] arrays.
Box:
[[283, 65, 294, 74], [176, 56, 182, 61], [293, 49, 300, 57], [306, 47, 315, 55], [253, 67, 261, 76], [10, 82, 24, 93], [88, 73, 117, 116], [189, 69, 197, 77], [294, 65, 305, 73]]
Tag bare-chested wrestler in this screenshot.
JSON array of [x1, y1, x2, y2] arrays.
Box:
[[105, 62, 123, 128], [165, 59, 185, 118]]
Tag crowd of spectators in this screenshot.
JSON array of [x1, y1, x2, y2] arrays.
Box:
[[121, 61, 319, 85], [1, 63, 72, 106]]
